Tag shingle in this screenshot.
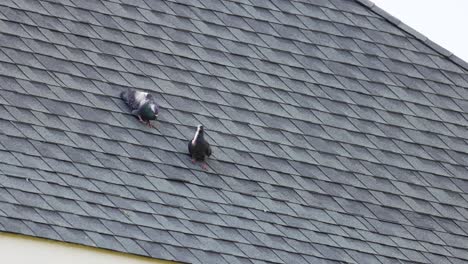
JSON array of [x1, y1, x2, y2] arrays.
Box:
[[86, 231, 128, 253], [74, 198, 108, 219], [73, 186, 114, 205], [0, 202, 39, 224], [110, 196, 155, 215], [0, 135, 35, 156], [51, 225, 96, 247], [111, 236, 148, 256], [34, 206, 71, 227], [165, 245, 200, 264], [10, 151, 50, 171], [91, 137, 127, 156], [58, 146, 101, 167], [314, 243, 354, 262], [236, 243, 282, 263], [0, 215, 35, 236], [42, 194, 88, 215], [191, 249, 231, 264], [99, 219, 149, 241], [23, 220, 62, 240]]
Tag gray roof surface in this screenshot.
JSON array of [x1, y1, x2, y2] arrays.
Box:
[[0, 0, 468, 263]]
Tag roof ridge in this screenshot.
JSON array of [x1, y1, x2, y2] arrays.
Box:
[[355, 0, 468, 72]]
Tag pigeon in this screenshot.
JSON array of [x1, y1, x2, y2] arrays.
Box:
[[120, 89, 159, 127], [188, 125, 212, 170]]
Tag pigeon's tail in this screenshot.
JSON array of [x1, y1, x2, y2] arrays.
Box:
[[120, 91, 127, 101], [120, 90, 133, 106]]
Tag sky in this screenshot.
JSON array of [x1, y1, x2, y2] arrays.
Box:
[[370, 0, 468, 62]]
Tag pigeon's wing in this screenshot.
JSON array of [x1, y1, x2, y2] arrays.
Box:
[[188, 141, 194, 156], [133, 91, 149, 108], [120, 89, 132, 104], [205, 143, 212, 157], [129, 91, 152, 117], [130, 100, 147, 117], [121, 89, 141, 110]]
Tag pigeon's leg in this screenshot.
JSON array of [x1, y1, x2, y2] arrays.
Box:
[[146, 121, 153, 128], [201, 162, 208, 170], [191, 157, 196, 164], [137, 115, 144, 122]]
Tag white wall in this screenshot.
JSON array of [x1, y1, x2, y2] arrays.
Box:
[[371, 0, 468, 62], [0, 232, 178, 264]]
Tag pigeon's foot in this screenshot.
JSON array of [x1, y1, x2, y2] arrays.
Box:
[[146, 121, 153, 128], [138, 115, 144, 122], [201, 162, 208, 170], [191, 158, 196, 164]]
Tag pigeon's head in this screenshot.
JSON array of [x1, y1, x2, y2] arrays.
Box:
[[193, 124, 204, 142], [151, 103, 159, 119]]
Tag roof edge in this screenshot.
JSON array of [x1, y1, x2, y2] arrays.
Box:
[[355, 0, 468, 71], [0, 232, 181, 264]]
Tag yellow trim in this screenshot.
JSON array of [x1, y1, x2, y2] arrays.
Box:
[[0, 232, 180, 264]]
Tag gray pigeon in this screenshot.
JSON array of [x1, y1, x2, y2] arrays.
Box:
[[188, 125, 212, 170], [120, 89, 159, 127]]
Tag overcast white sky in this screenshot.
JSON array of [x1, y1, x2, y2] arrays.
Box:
[[371, 0, 468, 62]]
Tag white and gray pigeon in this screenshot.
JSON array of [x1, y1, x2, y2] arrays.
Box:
[[188, 125, 212, 170], [120, 88, 159, 127]]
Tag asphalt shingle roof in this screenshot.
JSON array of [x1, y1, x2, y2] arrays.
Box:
[[0, 0, 468, 263]]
